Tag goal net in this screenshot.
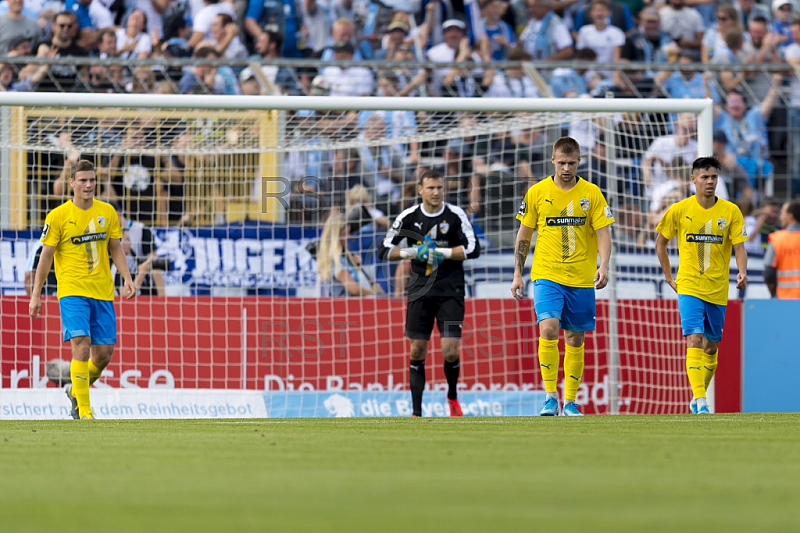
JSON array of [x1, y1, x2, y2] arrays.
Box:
[[0, 93, 714, 417]]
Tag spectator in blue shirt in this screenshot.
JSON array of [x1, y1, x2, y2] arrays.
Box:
[[571, 0, 634, 35], [475, 0, 516, 60], [714, 83, 781, 184], [549, 47, 595, 97], [655, 48, 720, 102], [319, 17, 362, 60], [244, 0, 305, 57], [771, 0, 795, 53], [65, 0, 94, 30], [178, 45, 221, 93]]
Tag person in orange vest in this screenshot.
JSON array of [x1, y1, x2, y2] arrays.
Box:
[[764, 200, 800, 299]]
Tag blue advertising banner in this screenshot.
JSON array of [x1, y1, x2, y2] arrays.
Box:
[[150, 224, 321, 291], [743, 299, 800, 412], [263, 391, 543, 417], [0, 225, 328, 295], [0, 230, 38, 294]]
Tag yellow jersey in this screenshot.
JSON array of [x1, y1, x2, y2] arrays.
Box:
[[656, 196, 748, 305], [40, 199, 122, 301], [516, 176, 615, 287]]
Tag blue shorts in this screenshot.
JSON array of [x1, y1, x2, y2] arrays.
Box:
[[677, 294, 726, 342], [59, 296, 117, 345], [533, 279, 596, 332]]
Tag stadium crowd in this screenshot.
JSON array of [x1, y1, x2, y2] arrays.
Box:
[[2, 0, 799, 256], [1, 0, 798, 101]]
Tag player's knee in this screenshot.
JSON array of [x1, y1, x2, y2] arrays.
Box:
[[703, 344, 718, 356], [92, 346, 114, 368], [537, 317, 561, 339], [564, 331, 585, 347], [686, 334, 704, 349], [70, 337, 91, 359], [410, 342, 427, 361], [539, 324, 559, 341], [443, 350, 459, 363]]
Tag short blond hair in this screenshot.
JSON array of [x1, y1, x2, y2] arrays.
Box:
[[552, 136, 580, 156], [347, 184, 371, 207]]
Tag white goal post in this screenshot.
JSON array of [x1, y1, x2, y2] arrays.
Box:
[[0, 93, 715, 418]]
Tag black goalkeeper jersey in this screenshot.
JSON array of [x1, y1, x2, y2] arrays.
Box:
[[378, 203, 480, 298]]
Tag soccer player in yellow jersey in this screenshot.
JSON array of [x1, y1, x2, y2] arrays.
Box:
[[655, 156, 748, 415], [511, 137, 615, 417], [28, 160, 136, 420]]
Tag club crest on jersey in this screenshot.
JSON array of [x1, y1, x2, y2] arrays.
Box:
[[580, 198, 590, 212], [439, 221, 450, 235], [717, 218, 726, 230], [97, 216, 106, 228]]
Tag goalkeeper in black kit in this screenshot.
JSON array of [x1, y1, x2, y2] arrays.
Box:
[[378, 170, 481, 417]]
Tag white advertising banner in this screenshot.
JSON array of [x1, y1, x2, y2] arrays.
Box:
[[0, 389, 268, 420]]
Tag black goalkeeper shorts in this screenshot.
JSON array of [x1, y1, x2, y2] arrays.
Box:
[[405, 296, 464, 340]]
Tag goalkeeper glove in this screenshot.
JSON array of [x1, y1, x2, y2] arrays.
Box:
[[412, 235, 436, 263]]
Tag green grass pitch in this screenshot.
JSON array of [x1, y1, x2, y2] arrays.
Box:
[[1, 415, 799, 533]]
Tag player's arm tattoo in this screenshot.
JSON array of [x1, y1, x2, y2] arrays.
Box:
[[515, 239, 530, 274]]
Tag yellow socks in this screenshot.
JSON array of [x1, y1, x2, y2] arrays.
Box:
[[686, 348, 718, 399], [70, 360, 91, 418], [564, 344, 585, 402], [537, 340, 585, 400], [686, 347, 706, 400], [538, 338, 560, 393], [88, 359, 103, 386], [702, 350, 718, 390]]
